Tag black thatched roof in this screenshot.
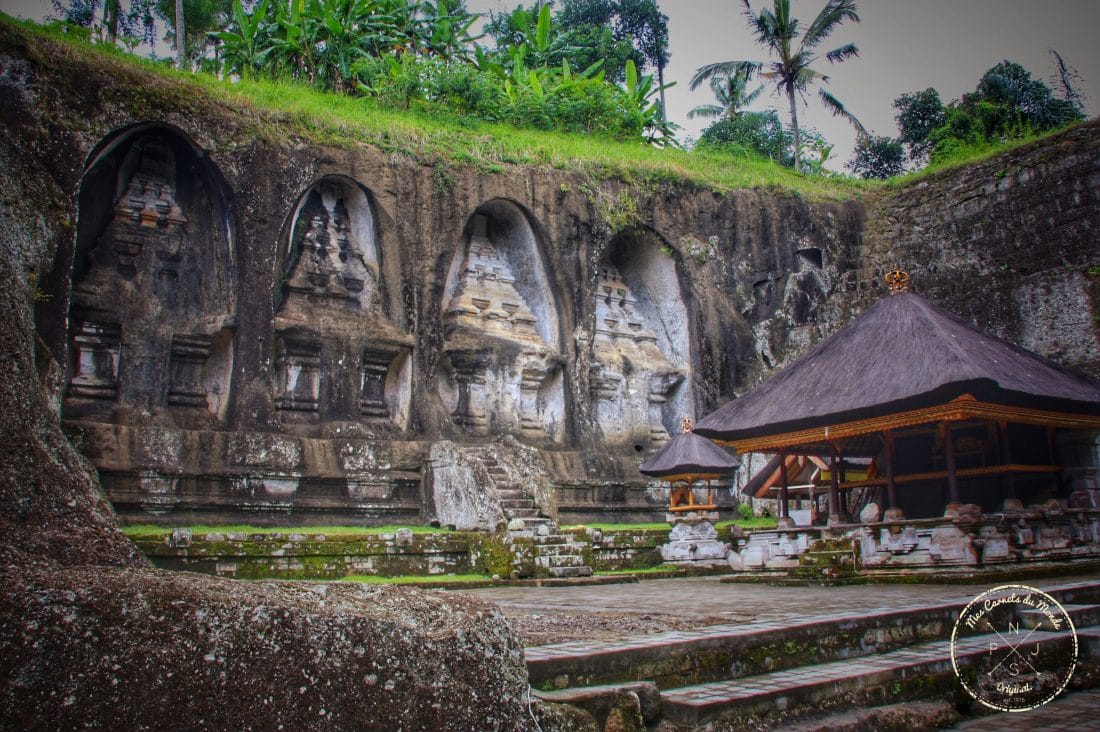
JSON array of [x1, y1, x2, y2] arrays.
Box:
[[638, 429, 740, 481], [695, 292, 1100, 445]]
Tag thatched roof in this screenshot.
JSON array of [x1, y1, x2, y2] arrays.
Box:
[[638, 429, 740, 482], [695, 292, 1100, 446]]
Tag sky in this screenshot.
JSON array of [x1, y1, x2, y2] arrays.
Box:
[[3, 0, 1098, 169]]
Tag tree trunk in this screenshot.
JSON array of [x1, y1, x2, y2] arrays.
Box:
[[786, 83, 800, 169], [175, 0, 187, 71], [104, 0, 120, 43], [657, 60, 667, 125]]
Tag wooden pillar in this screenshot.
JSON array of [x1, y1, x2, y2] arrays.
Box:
[[1048, 426, 1066, 497], [829, 444, 842, 525], [778, 450, 790, 519], [838, 449, 848, 514], [942, 421, 961, 506], [998, 421, 1016, 501], [884, 430, 899, 511]]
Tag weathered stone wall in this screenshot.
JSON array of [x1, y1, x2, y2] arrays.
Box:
[[6, 23, 865, 525], [858, 121, 1100, 378]]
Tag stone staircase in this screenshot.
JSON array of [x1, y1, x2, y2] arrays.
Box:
[[471, 448, 593, 579], [528, 579, 1100, 729]]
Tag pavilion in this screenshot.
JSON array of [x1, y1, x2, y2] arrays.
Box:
[[694, 272, 1100, 528]]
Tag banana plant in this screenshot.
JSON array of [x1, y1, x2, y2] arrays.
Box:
[[208, 0, 274, 80], [624, 58, 677, 144]]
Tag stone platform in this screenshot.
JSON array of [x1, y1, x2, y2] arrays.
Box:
[[463, 575, 1100, 729]]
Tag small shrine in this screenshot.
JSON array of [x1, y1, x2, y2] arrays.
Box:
[[695, 271, 1100, 573], [639, 417, 740, 565]]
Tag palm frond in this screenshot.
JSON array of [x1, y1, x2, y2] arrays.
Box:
[[803, 0, 859, 50], [687, 104, 724, 120], [826, 43, 859, 64], [690, 60, 760, 91], [818, 87, 865, 133]]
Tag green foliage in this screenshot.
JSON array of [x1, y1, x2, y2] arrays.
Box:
[[737, 502, 754, 521], [846, 134, 906, 179], [893, 87, 945, 162], [9, 16, 867, 199], [895, 58, 1085, 169], [696, 109, 793, 166], [122, 523, 452, 536], [692, 0, 864, 167], [341, 573, 490, 584]]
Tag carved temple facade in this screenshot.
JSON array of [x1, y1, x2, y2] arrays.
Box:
[[31, 121, 1100, 533]]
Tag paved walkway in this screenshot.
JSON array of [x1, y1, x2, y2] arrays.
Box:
[[462, 573, 1100, 626]]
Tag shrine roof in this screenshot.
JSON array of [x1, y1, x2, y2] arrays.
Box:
[[695, 292, 1100, 451]]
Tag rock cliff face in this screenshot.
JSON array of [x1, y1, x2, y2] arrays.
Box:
[[1, 18, 1099, 727], [0, 23, 530, 730]]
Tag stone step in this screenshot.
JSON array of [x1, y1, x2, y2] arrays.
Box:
[[536, 542, 583, 556], [504, 507, 539, 518], [526, 600, 998, 690], [496, 489, 528, 500], [1018, 603, 1100, 630], [536, 554, 588, 569], [660, 628, 1080, 728], [548, 565, 594, 578]]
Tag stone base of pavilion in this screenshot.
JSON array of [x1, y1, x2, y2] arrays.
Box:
[[727, 498, 1100, 575], [659, 511, 730, 566]]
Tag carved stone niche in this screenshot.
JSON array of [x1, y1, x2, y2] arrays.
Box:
[[166, 329, 234, 419], [359, 347, 412, 428], [590, 230, 693, 448], [280, 179, 380, 312], [64, 130, 235, 425], [439, 204, 565, 442], [68, 321, 121, 400], [443, 349, 491, 436], [274, 333, 322, 413]]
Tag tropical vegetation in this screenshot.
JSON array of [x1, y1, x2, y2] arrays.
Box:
[[847, 53, 1086, 179], [691, 0, 864, 169]]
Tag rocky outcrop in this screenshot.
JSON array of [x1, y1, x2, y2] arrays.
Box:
[[0, 558, 529, 730]]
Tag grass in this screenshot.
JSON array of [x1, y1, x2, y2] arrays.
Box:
[[340, 573, 490, 585], [2, 15, 865, 201], [122, 524, 452, 537], [594, 566, 675, 576]]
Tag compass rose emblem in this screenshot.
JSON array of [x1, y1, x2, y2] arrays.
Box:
[[951, 584, 1078, 712]]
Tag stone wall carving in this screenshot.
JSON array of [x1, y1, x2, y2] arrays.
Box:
[[440, 205, 565, 442], [591, 230, 692, 447], [274, 176, 412, 430], [65, 132, 235, 424]]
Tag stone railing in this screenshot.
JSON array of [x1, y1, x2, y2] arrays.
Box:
[[727, 506, 1100, 574]]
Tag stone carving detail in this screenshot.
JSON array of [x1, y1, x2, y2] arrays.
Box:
[[275, 335, 321, 412], [359, 348, 397, 418], [66, 133, 234, 422], [68, 322, 121, 400], [591, 264, 684, 445], [283, 184, 377, 309], [167, 334, 212, 407], [441, 212, 563, 441], [446, 350, 491, 435], [444, 215, 541, 343], [102, 141, 187, 280]]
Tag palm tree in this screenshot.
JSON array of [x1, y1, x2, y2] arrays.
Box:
[[687, 65, 763, 120], [691, 0, 865, 165]]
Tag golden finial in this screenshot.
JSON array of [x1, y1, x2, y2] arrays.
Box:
[[680, 416, 694, 433], [885, 269, 910, 294]]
